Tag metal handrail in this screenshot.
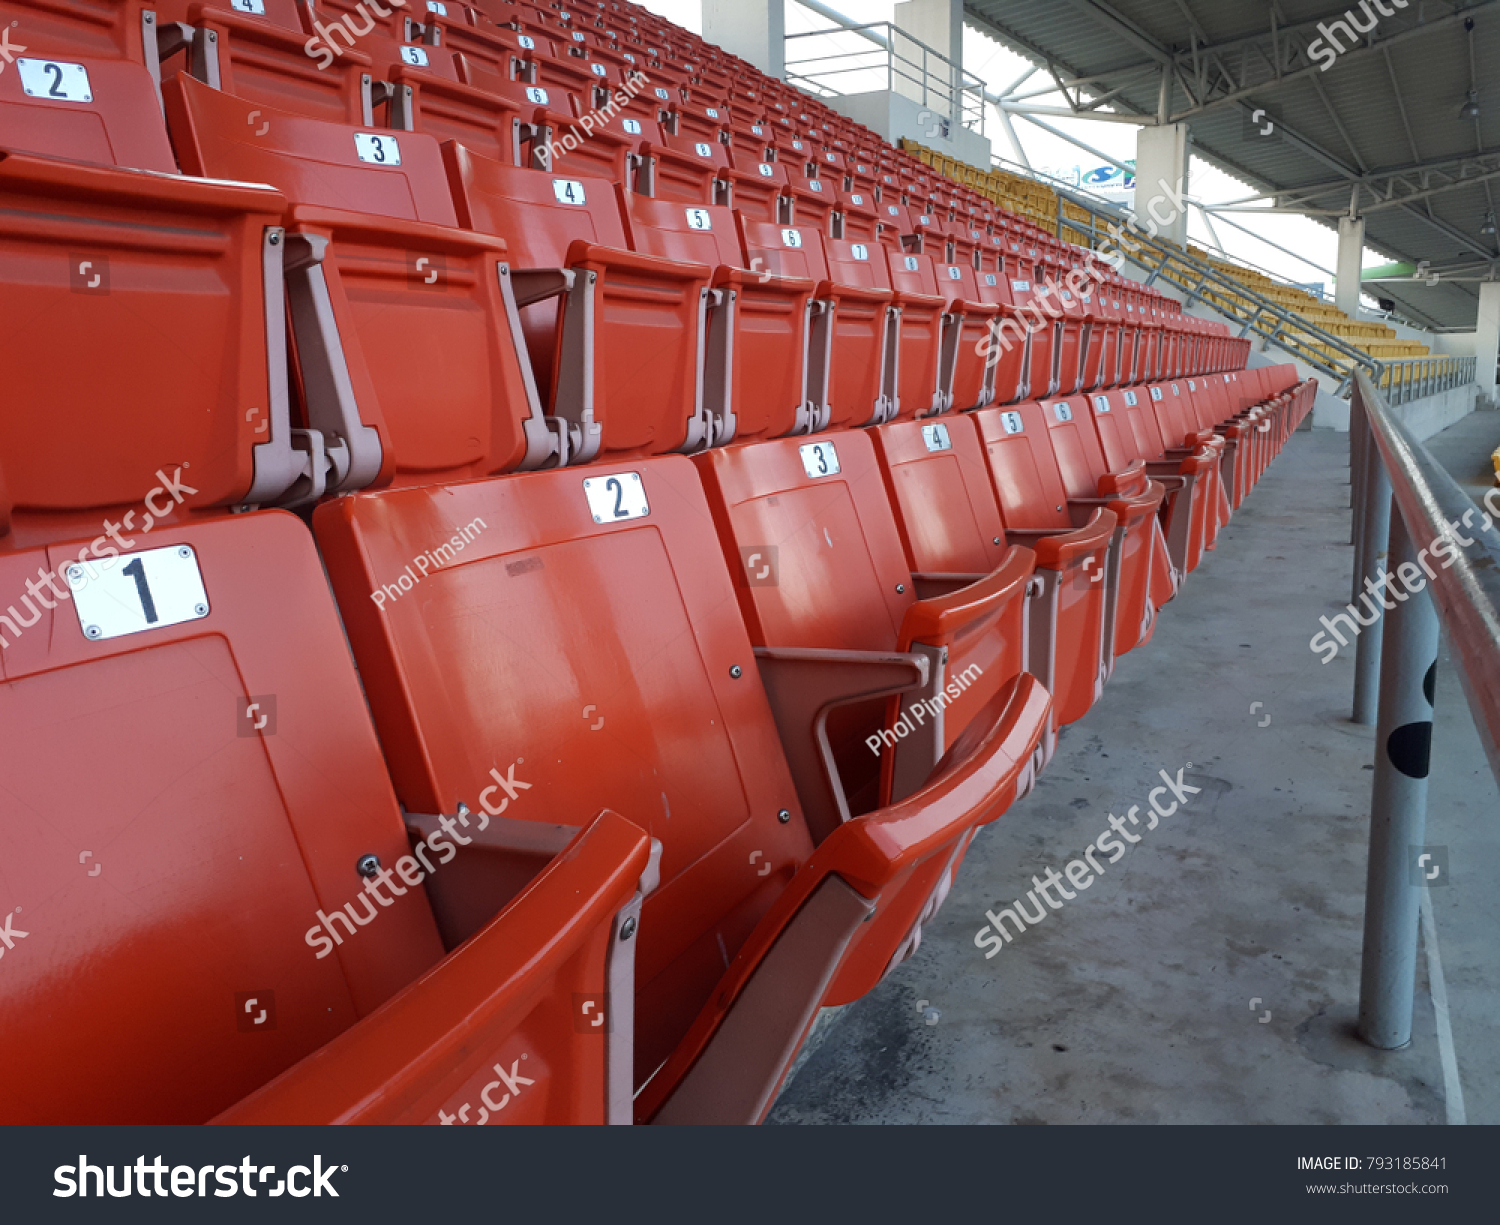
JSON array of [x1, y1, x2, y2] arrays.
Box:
[[1376, 356, 1479, 406], [1038, 183, 1385, 393], [1349, 369, 1499, 1052], [783, 20, 986, 135], [1354, 370, 1500, 782]]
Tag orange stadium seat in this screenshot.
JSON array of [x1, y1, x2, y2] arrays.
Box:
[[0, 0, 1294, 1128]]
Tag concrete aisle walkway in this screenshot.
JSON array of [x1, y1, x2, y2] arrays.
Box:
[[769, 426, 1499, 1126]]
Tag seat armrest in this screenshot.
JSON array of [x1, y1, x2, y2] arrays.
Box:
[[1003, 508, 1116, 570], [753, 647, 930, 845], [815, 280, 895, 306], [566, 240, 711, 281], [509, 267, 577, 308], [897, 547, 1035, 647], [911, 572, 987, 600], [211, 810, 652, 1125], [640, 674, 1051, 1126], [713, 266, 815, 294]]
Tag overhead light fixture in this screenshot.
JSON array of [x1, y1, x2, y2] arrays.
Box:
[[1460, 89, 1481, 120], [1484, 210, 1498, 236]]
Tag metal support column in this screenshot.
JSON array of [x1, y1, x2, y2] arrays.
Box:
[[1356, 505, 1440, 1049], [1352, 430, 1392, 725]]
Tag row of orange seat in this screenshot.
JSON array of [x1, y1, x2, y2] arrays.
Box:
[[0, 0, 1307, 1125]]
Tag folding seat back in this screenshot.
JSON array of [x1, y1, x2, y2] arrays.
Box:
[[624, 195, 818, 441], [174, 0, 375, 125], [0, 39, 176, 172], [885, 247, 950, 418], [442, 146, 713, 463], [847, 154, 877, 198], [314, 457, 1043, 1124], [819, 234, 897, 428], [1089, 390, 1147, 477], [1000, 250, 1056, 401], [0, 46, 317, 514], [721, 145, 788, 221], [1148, 380, 1202, 449], [0, 0, 156, 64], [527, 42, 614, 113], [870, 414, 1011, 580], [640, 128, 727, 203], [1039, 396, 1112, 501], [834, 188, 879, 241], [386, 49, 530, 167], [695, 432, 1043, 827], [969, 402, 1114, 727], [451, 44, 553, 111], [934, 260, 999, 412], [531, 98, 654, 182], [877, 198, 914, 249], [166, 76, 559, 487], [1037, 393, 1163, 655], [0, 509, 651, 1124], [785, 164, 834, 230]]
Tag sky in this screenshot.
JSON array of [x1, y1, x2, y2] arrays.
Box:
[[635, 0, 1384, 305]]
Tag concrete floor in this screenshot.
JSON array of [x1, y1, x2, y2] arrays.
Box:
[[769, 419, 1499, 1126]]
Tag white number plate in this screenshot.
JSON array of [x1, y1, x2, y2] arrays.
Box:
[[426, 2, 447, 13], [945, 266, 962, 280], [799, 441, 840, 478], [781, 228, 802, 248], [518, 35, 536, 50], [694, 142, 713, 157], [230, 0, 266, 12], [70, 546, 210, 642], [903, 256, 919, 271], [1093, 395, 1111, 413], [849, 243, 868, 260], [583, 473, 649, 523], [685, 208, 712, 230], [1012, 280, 1030, 291], [1000, 411, 1024, 435], [525, 86, 549, 105], [921, 423, 951, 452], [1052, 402, 1073, 422], [622, 118, 642, 134], [757, 163, 774, 177], [354, 133, 401, 165], [400, 45, 429, 67], [1124, 390, 1139, 405], [553, 179, 586, 205], [18, 59, 92, 103]]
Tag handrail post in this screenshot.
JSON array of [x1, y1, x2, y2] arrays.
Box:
[[1352, 407, 1392, 725], [1356, 502, 1440, 1049]]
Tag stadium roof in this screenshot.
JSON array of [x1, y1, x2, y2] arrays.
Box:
[[964, 0, 1500, 328]]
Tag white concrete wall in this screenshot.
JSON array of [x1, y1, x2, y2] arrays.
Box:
[[824, 88, 990, 167]]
